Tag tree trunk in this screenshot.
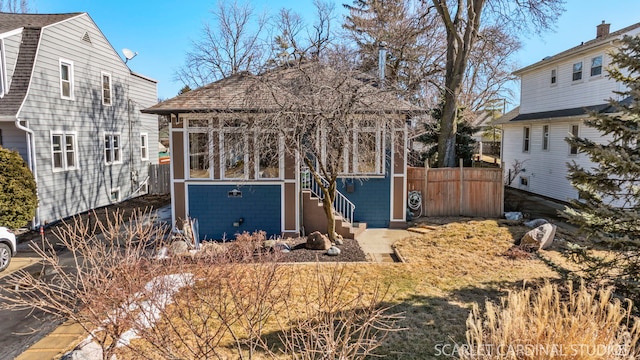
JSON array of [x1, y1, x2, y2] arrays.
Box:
[[437, 89, 458, 167], [321, 181, 337, 242]]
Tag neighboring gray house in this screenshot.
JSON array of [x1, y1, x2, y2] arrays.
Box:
[[0, 12, 158, 227]]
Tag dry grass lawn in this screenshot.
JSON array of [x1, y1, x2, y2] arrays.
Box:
[[121, 218, 587, 359]]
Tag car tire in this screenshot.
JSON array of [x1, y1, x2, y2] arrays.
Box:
[[0, 243, 11, 272]]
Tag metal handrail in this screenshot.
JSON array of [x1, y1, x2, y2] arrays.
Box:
[[301, 168, 356, 225]]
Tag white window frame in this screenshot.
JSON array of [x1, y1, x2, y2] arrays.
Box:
[[352, 121, 384, 175], [254, 131, 282, 180], [104, 132, 122, 165], [110, 187, 121, 203], [519, 176, 529, 188], [522, 126, 530, 153], [542, 125, 550, 151], [59, 58, 74, 100], [220, 129, 249, 180], [572, 61, 583, 82], [50, 131, 78, 172], [140, 132, 149, 161], [569, 124, 580, 155], [590, 55, 603, 77], [550, 68, 557, 85], [101, 71, 112, 105]]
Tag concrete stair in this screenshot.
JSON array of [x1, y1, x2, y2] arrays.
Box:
[[302, 190, 366, 239]]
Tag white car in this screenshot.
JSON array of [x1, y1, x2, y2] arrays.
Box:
[[0, 227, 17, 272]]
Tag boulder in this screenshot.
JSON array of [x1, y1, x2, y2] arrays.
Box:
[[520, 223, 557, 250], [505, 212, 523, 221], [326, 246, 341, 256], [306, 231, 331, 250], [524, 219, 549, 228], [170, 240, 190, 255]]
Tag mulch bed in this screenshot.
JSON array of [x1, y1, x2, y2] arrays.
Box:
[[278, 237, 367, 263]]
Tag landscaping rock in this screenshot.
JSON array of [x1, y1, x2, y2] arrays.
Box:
[[326, 246, 341, 256], [306, 231, 331, 250], [520, 223, 557, 250], [524, 218, 549, 228], [170, 240, 189, 255], [335, 237, 344, 245], [505, 211, 523, 221]]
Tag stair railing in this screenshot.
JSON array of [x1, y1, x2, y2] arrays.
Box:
[[301, 168, 356, 225]]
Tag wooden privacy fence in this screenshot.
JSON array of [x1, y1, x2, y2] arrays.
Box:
[[407, 166, 504, 218], [148, 163, 170, 195]]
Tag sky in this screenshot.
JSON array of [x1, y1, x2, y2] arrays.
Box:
[[29, 0, 640, 104]]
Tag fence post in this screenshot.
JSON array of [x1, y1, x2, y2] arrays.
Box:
[[459, 159, 464, 215]]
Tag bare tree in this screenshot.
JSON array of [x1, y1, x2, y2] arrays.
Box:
[[431, 0, 564, 167], [0, 0, 29, 12], [252, 59, 415, 241], [175, 0, 268, 88]]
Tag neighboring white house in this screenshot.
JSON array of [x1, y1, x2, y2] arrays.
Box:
[[0, 12, 158, 227], [498, 20, 640, 203]]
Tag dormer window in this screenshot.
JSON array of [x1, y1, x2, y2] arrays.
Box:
[[591, 55, 603, 76], [572, 62, 583, 81], [550, 68, 557, 85]]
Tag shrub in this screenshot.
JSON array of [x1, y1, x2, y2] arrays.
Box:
[[463, 281, 640, 359], [0, 147, 37, 228]]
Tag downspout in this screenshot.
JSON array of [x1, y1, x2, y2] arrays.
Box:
[[14, 117, 40, 228]]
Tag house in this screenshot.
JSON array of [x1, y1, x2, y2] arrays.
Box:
[[498, 21, 640, 203], [0, 12, 158, 227], [143, 63, 419, 240]]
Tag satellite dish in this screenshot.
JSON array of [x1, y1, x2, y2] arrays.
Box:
[[122, 48, 138, 63]]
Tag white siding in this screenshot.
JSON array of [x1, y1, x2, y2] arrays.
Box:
[[16, 14, 158, 225], [502, 119, 611, 202], [519, 27, 640, 114], [3, 31, 22, 89], [0, 122, 28, 159]]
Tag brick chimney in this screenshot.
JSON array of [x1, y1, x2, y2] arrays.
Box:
[[596, 21, 610, 38]]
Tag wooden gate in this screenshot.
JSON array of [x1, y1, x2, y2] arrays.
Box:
[[407, 166, 504, 217]]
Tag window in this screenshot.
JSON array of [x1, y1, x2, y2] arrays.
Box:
[[189, 132, 210, 178], [572, 62, 583, 81], [110, 188, 120, 202], [51, 132, 77, 171], [256, 132, 280, 179], [550, 69, 557, 85], [60, 59, 74, 99], [222, 131, 247, 179], [569, 124, 579, 155], [104, 133, 121, 164], [591, 55, 603, 76], [101, 72, 112, 105], [520, 176, 529, 188], [542, 125, 549, 150], [140, 133, 149, 161], [522, 126, 530, 153], [352, 119, 382, 174]]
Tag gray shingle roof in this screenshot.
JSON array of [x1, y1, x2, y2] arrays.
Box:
[[143, 62, 423, 116], [0, 12, 81, 33], [496, 97, 632, 124], [0, 13, 81, 117]]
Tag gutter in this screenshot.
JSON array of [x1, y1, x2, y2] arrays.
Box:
[[14, 117, 40, 228]]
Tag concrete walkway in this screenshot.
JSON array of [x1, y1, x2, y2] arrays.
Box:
[[356, 228, 412, 263]]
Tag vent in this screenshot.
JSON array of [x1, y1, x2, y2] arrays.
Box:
[[81, 31, 92, 44]]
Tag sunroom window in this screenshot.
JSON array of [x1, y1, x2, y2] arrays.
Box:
[[222, 131, 247, 179], [352, 119, 382, 175], [189, 132, 210, 178], [256, 132, 280, 179]]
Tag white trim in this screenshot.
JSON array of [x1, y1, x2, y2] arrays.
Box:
[[0, 39, 6, 98], [186, 130, 212, 180], [140, 132, 149, 161], [59, 58, 75, 100], [0, 28, 24, 39], [169, 126, 176, 229], [50, 130, 78, 172], [101, 71, 112, 106], [104, 132, 123, 165], [183, 180, 283, 186]]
